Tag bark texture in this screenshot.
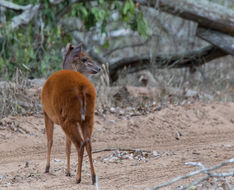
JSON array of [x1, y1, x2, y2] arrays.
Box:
[[109, 45, 227, 82], [136, 0, 234, 36]]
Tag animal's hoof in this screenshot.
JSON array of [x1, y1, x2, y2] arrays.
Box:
[[76, 178, 81, 184], [92, 175, 96, 185], [66, 172, 71, 177], [45, 165, 50, 173]]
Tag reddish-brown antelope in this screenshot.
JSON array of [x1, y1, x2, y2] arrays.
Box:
[[41, 43, 101, 184]]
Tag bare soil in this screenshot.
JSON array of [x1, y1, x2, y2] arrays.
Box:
[[1, 102, 234, 190]]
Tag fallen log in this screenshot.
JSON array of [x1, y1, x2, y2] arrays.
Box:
[[197, 26, 234, 55], [109, 45, 227, 82], [136, 0, 234, 37]]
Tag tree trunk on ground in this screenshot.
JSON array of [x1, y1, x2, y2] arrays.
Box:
[[197, 27, 234, 55], [109, 45, 227, 83], [136, 0, 234, 37]]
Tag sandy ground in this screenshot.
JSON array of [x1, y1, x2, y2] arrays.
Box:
[[1, 102, 234, 190]]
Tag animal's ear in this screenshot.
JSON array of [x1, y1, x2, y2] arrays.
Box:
[[74, 43, 82, 53], [62, 43, 74, 69], [66, 43, 74, 51], [63, 43, 74, 59]]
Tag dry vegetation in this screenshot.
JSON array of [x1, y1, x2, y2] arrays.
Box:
[[95, 56, 234, 112], [1, 54, 234, 120], [0, 70, 42, 119], [1, 48, 234, 189]]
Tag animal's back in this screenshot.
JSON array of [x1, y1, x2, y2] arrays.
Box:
[[41, 70, 96, 125]]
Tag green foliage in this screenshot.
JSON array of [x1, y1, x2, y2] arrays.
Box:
[[71, 4, 88, 18], [98, 0, 104, 4], [71, 2, 110, 32], [122, 0, 135, 22], [102, 40, 110, 49], [136, 12, 152, 38], [0, 0, 151, 79], [0, 58, 4, 70], [0, 25, 67, 79], [120, 0, 151, 38]]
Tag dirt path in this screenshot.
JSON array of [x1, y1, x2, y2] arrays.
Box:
[[1, 102, 234, 190]]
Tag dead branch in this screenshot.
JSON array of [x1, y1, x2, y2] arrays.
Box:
[[151, 158, 234, 190], [14, 7, 39, 29], [0, 1, 40, 31], [109, 45, 227, 83], [186, 159, 234, 177], [197, 26, 234, 56], [135, 0, 234, 37], [92, 148, 152, 154], [0, 0, 31, 11], [151, 167, 205, 190], [10, 4, 40, 30], [49, 0, 64, 5], [178, 176, 209, 190]]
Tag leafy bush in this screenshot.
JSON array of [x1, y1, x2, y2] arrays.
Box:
[[0, 0, 151, 80]]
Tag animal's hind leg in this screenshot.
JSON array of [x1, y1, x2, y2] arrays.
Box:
[[85, 137, 96, 184], [81, 123, 96, 184], [44, 112, 54, 173], [76, 140, 85, 184], [65, 136, 71, 176], [62, 122, 84, 183]]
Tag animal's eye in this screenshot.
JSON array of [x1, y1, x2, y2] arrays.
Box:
[[82, 57, 88, 62]]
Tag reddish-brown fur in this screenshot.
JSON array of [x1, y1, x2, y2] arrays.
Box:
[[41, 43, 100, 184], [41, 70, 96, 184]]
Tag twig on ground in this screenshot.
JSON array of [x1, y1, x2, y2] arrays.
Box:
[[178, 176, 209, 190], [151, 158, 234, 190], [186, 158, 234, 177], [151, 169, 203, 190], [92, 148, 152, 154]]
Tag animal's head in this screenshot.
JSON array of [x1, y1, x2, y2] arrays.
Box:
[[62, 43, 101, 74]]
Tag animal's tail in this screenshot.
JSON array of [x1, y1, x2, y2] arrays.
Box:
[[79, 90, 86, 121]]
